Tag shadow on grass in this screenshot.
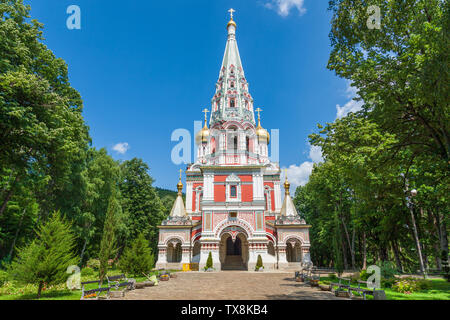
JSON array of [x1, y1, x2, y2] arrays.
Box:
[[6, 290, 79, 301]]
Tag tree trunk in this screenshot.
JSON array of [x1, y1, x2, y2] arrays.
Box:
[[37, 282, 44, 299], [79, 239, 88, 264], [9, 208, 26, 258], [362, 232, 367, 270], [340, 216, 355, 270], [341, 232, 349, 270], [392, 240, 403, 273]]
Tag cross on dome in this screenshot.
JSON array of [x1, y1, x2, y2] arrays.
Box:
[[202, 108, 210, 122], [228, 8, 235, 19], [255, 108, 263, 122]]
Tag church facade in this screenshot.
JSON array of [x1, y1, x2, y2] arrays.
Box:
[[156, 11, 311, 271]]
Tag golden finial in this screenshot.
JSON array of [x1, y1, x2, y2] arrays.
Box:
[[255, 107, 262, 125], [284, 168, 290, 195], [202, 108, 209, 127], [227, 8, 237, 28], [228, 8, 235, 20], [177, 169, 183, 194]]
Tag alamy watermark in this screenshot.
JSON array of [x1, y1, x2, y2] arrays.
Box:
[[66, 5, 81, 30]]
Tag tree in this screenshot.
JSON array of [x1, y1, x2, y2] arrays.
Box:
[[0, 0, 90, 218], [119, 158, 166, 252], [205, 252, 213, 270], [99, 195, 120, 283], [119, 233, 154, 276], [255, 254, 263, 271], [328, 0, 449, 163], [7, 211, 77, 298]]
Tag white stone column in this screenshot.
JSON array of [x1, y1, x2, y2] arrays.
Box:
[[301, 247, 311, 265], [253, 172, 264, 201], [181, 245, 191, 264], [277, 245, 288, 269], [186, 181, 193, 213], [203, 172, 214, 201], [274, 181, 281, 211], [155, 246, 168, 269]]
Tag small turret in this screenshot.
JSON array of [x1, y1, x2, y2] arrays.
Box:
[[170, 170, 187, 217]]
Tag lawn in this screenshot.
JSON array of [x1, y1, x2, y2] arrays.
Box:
[[0, 269, 180, 300], [319, 276, 450, 300]]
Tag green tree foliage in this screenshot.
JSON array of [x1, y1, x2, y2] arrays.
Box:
[[205, 252, 213, 270], [99, 195, 120, 283], [7, 211, 77, 298], [119, 158, 167, 252], [119, 233, 155, 276], [295, 0, 449, 274], [255, 254, 263, 271]]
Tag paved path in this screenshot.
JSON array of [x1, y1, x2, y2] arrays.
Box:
[[118, 271, 346, 300]]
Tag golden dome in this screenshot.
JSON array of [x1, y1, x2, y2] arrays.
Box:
[[195, 109, 210, 145], [255, 108, 270, 144], [256, 123, 270, 144], [284, 173, 291, 195], [227, 19, 236, 28], [177, 169, 183, 195]]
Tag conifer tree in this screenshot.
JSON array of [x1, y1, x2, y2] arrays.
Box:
[[119, 233, 154, 276], [7, 211, 77, 298], [205, 252, 213, 270], [99, 195, 120, 282]]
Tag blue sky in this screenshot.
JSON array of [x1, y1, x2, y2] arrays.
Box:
[[26, 0, 360, 191]]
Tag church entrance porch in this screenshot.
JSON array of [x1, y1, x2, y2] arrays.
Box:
[[220, 232, 248, 271]]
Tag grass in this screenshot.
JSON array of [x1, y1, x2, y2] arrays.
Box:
[[0, 268, 180, 300], [319, 276, 450, 300]]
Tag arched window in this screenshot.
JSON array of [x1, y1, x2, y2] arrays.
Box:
[[233, 136, 238, 151], [230, 185, 237, 198], [230, 82, 235, 88], [246, 136, 250, 152], [230, 99, 235, 108], [211, 137, 216, 154]]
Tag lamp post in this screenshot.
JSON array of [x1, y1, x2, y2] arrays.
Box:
[[407, 188, 427, 279]]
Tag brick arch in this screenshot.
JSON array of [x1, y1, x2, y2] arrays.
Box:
[[163, 235, 185, 246], [282, 235, 305, 246], [214, 218, 254, 239]]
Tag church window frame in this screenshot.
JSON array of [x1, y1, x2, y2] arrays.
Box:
[[225, 174, 241, 202]]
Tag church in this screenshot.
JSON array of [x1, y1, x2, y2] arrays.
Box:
[[156, 10, 311, 271]]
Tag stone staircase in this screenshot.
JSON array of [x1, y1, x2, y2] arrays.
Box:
[[222, 256, 246, 271]]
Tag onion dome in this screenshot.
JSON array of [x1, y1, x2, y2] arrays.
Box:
[[255, 108, 270, 144], [227, 8, 237, 28], [195, 109, 210, 145]]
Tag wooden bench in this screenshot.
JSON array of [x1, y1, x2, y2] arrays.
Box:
[[331, 277, 351, 294], [80, 280, 110, 300], [106, 274, 134, 297], [348, 280, 375, 300]]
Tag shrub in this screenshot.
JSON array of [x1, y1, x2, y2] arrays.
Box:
[[204, 252, 213, 271], [119, 234, 155, 276], [360, 269, 369, 281], [0, 270, 9, 287], [392, 279, 419, 294], [255, 255, 263, 271], [6, 212, 78, 298], [381, 277, 396, 288], [87, 259, 100, 270], [81, 267, 95, 277]]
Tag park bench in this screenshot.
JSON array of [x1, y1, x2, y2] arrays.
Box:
[[331, 277, 351, 295], [106, 274, 134, 297], [80, 280, 110, 300], [349, 280, 375, 300]]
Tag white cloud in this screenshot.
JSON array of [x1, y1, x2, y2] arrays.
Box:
[[265, 0, 307, 17], [309, 145, 323, 163], [336, 85, 363, 119], [112, 142, 130, 154], [282, 143, 323, 191]]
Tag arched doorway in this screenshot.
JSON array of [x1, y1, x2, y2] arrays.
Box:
[[286, 239, 302, 263], [167, 240, 182, 263], [219, 227, 248, 270]]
